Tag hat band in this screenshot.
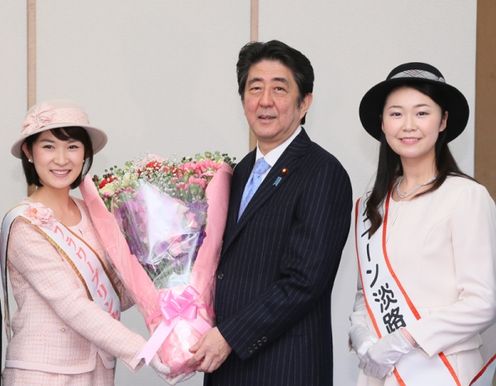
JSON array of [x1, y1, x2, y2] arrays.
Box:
[[390, 69, 445, 83], [22, 103, 89, 137]]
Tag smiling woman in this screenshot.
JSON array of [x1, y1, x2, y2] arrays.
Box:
[[0, 100, 170, 385], [381, 86, 447, 184], [22, 128, 89, 193], [349, 62, 496, 386]]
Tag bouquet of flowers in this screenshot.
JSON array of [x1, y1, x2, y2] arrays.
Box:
[[80, 152, 234, 382]]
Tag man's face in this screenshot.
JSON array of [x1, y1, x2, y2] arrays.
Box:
[[242, 59, 312, 154]]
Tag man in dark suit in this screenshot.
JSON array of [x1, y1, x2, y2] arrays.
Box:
[[189, 40, 352, 385]]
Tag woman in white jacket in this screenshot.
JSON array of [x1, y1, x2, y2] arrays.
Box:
[[349, 62, 496, 386]]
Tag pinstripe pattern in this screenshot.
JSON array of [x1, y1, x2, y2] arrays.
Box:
[[205, 130, 352, 386]]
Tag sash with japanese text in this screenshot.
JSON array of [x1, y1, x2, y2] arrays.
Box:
[[355, 193, 461, 386], [1, 204, 120, 341]]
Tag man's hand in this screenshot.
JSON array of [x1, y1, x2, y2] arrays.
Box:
[[188, 327, 232, 373]]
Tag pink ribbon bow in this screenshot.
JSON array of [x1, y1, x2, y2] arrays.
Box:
[[22, 103, 55, 134], [160, 286, 199, 322], [137, 286, 211, 365], [21, 102, 89, 137]]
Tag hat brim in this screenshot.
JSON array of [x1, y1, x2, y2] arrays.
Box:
[[359, 78, 469, 142], [11, 123, 108, 158]]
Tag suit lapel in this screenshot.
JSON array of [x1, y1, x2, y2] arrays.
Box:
[[223, 151, 255, 246], [222, 130, 312, 254]]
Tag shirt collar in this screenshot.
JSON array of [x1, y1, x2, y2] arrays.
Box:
[[255, 127, 302, 167]]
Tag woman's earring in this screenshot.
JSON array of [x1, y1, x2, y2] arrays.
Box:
[[28, 158, 33, 163]]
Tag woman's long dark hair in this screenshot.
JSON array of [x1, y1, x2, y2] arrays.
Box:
[[366, 82, 473, 235]]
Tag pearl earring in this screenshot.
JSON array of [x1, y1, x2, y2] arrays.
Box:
[[28, 158, 33, 163]]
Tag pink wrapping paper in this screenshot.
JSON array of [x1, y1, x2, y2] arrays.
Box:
[[80, 162, 232, 379]]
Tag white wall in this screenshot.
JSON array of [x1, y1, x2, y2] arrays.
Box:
[[0, 0, 27, 378], [1, 1, 477, 385], [0, 1, 28, 225], [257, 2, 476, 384]]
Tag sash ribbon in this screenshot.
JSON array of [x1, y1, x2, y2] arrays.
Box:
[[1, 204, 121, 342], [355, 195, 461, 385]]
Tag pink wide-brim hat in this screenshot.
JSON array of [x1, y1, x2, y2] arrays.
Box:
[[11, 99, 108, 158]]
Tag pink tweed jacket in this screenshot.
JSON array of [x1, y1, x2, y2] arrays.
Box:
[[4, 199, 146, 375]]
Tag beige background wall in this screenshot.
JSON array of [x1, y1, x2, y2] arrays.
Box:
[[1, 1, 479, 385]]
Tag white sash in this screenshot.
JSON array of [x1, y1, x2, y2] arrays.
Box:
[[355, 193, 461, 386], [1, 204, 120, 341]]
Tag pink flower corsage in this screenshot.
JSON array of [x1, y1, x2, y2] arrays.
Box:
[[24, 202, 56, 227]]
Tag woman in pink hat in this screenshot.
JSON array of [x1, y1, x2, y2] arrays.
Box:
[[1, 100, 169, 385], [349, 63, 496, 386]]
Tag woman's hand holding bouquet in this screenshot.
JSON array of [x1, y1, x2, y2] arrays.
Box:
[[80, 152, 233, 383]]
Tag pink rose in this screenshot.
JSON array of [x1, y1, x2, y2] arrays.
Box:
[[24, 202, 55, 227], [188, 176, 207, 189]]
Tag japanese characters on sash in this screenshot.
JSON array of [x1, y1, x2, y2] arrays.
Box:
[[355, 194, 462, 386], [353, 61, 496, 386], [1, 204, 121, 341]]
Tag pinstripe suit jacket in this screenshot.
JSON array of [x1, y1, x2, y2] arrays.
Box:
[[205, 129, 352, 386]]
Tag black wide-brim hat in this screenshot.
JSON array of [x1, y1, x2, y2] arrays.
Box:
[[359, 62, 469, 142]]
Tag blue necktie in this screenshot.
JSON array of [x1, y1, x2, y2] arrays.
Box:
[[238, 157, 271, 219]]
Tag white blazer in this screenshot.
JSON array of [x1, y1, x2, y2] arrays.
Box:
[[351, 177, 496, 386]]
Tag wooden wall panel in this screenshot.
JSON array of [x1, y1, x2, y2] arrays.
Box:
[[475, 0, 496, 199]]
